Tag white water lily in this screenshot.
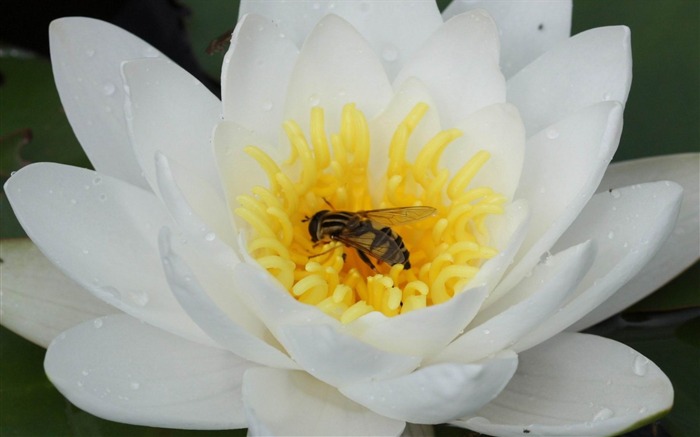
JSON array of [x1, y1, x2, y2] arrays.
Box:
[[2, 1, 699, 436]]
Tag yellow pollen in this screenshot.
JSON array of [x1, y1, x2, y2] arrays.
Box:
[[236, 103, 505, 323]]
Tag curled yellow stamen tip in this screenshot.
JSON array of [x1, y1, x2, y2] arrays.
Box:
[[235, 102, 504, 323]]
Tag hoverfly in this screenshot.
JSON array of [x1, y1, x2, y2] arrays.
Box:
[[304, 205, 436, 270]]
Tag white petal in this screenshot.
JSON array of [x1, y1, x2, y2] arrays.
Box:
[[444, 103, 525, 201], [340, 351, 517, 424], [395, 10, 505, 127], [454, 333, 673, 437], [475, 199, 531, 296], [158, 227, 298, 369], [515, 181, 683, 351], [154, 152, 238, 255], [45, 314, 253, 429], [122, 58, 223, 200], [508, 26, 632, 136], [443, 0, 573, 78], [435, 241, 594, 364], [222, 13, 298, 144], [345, 284, 488, 357], [284, 14, 393, 136], [49, 17, 160, 189], [4, 163, 214, 346], [239, 0, 442, 79], [499, 101, 622, 294], [0, 239, 115, 348], [279, 323, 421, 387], [571, 153, 700, 330], [233, 262, 421, 386], [243, 368, 405, 436]]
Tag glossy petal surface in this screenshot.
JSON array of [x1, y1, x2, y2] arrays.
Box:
[[443, 0, 572, 78], [49, 17, 161, 188], [243, 368, 405, 436], [340, 351, 517, 424], [571, 153, 700, 330], [455, 333, 673, 437], [0, 239, 115, 348], [45, 315, 254, 429]]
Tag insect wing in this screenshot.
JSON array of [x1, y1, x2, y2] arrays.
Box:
[[335, 224, 407, 265], [361, 206, 436, 226]]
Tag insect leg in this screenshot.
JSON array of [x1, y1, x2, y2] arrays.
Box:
[[356, 249, 378, 271]]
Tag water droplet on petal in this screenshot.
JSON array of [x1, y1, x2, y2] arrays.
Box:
[[70, 198, 78, 205], [607, 231, 615, 239], [81, 369, 90, 376], [602, 92, 612, 101], [85, 49, 95, 58], [98, 193, 107, 202], [93, 176, 102, 185], [381, 44, 399, 62], [128, 290, 149, 307], [593, 407, 614, 421], [261, 101, 273, 112], [482, 329, 491, 335], [93, 318, 103, 328], [633, 355, 650, 376], [546, 128, 560, 139], [204, 232, 216, 242], [610, 189, 621, 199], [130, 381, 140, 390], [102, 82, 116, 96], [308, 93, 321, 106]]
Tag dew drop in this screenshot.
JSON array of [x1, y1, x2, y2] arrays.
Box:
[[308, 93, 321, 106], [545, 128, 560, 140], [142, 46, 158, 58], [93, 318, 103, 329], [81, 369, 90, 376], [102, 82, 116, 96], [130, 381, 140, 390], [593, 407, 614, 422], [482, 329, 491, 335], [204, 232, 216, 242], [93, 176, 102, 185], [100, 286, 121, 300], [85, 49, 95, 58], [610, 189, 621, 199], [128, 290, 150, 307], [70, 198, 78, 205], [98, 193, 107, 202], [607, 231, 615, 239], [633, 355, 650, 376], [602, 92, 612, 101], [639, 406, 648, 414], [381, 45, 399, 62], [77, 381, 84, 388], [82, 248, 89, 255], [261, 101, 273, 112]]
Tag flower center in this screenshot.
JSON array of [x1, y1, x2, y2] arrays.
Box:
[[236, 103, 505, 323]]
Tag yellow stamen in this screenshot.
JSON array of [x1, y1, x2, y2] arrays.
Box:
[[234, 103, 505, 323]]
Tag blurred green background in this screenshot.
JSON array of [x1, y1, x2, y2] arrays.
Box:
[[1, 0, 698, 436]]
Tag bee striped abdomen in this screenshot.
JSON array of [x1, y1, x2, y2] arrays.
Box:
[[305, 206, 435, 270]]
